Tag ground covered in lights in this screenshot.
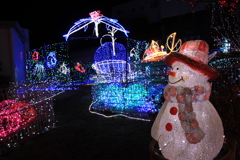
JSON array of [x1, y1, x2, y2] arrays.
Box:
[[0, 85, 154, 160]]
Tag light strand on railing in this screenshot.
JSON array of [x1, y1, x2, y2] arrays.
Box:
[[88, 101, 151, 122]]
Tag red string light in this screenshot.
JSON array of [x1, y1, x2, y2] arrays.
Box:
[[0, 100, 36, 137]]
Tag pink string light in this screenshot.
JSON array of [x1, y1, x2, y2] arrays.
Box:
[[0, 100, 36, 137]]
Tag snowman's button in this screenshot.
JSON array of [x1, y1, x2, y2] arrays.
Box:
[[170, 107, 178, 115], [165, 123, 173, 131]]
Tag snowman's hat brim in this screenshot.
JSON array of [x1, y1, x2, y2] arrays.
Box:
[[165, 52, 220, 80]]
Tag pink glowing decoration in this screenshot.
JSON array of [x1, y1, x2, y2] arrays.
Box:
[[89, 10, 103, 21], [0, 100, 36, 137]]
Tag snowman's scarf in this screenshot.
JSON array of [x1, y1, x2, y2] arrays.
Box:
[[164, 83, 212, 144]]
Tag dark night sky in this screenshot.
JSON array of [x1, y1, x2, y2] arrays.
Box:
[[0, 0, 132, 49]]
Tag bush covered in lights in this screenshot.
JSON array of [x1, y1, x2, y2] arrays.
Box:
[[91, 81, 165, 120], [26, 42, 72, 88]]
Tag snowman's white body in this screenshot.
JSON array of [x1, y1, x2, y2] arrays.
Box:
[[151, 62, 224, 160]]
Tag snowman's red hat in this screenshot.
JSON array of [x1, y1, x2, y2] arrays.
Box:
[[165, 40, 220, 80]]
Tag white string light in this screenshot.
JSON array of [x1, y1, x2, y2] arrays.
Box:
[[63, 10, 129, 40]]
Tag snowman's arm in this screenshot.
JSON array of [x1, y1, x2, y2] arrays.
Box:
[[151, 101, 168, 141]]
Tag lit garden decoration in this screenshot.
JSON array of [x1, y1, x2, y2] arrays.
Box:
[[0, 82, 63, 154], [63, 11, 181, 121], [151, 40, 224, 159]]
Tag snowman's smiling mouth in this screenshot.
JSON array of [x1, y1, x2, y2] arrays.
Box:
[[168, 76, 184, 84]]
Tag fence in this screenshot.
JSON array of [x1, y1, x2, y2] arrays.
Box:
[[0, 82, 63, 154]]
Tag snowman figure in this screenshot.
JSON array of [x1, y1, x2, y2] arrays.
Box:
[[151, 40, 224, 160]]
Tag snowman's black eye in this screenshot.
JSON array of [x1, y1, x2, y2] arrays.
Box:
[[176, 68, 179, 70]]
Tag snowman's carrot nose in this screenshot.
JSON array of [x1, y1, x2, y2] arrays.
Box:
[[167, 70, 176, 77]]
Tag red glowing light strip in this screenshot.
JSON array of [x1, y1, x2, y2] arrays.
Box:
[[0, 100, 36, 137]]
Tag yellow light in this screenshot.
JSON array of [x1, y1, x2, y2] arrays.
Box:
[[166, 32, 182, 54], [141, 32, 182, 63], [141, 40, 167, 62]]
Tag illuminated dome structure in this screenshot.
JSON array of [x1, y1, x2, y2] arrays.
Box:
[[92, 42, 136, 83]]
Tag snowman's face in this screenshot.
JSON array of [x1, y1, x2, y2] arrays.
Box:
[[168, 62, 208, 87]]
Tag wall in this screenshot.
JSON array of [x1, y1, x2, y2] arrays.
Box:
[[0, 21, 29, 84], [12, 29, 26, 82], [0, 27, 13, 82]]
